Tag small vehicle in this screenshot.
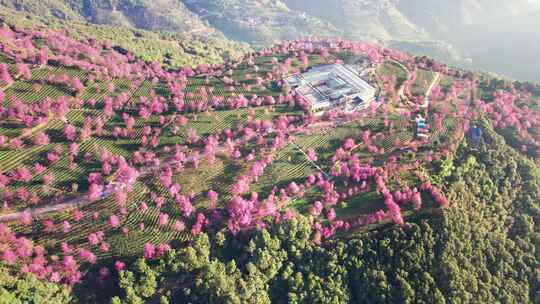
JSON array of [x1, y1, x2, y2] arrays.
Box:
[[415, 114, 430, 139]]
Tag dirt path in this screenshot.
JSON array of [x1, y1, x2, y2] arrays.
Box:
[[0, 121, 315, 223], [0, 153, 193, 223], [426, 72, 441, 98], [390, 60, 410, 101], [289, 140, 331, 179], [421, 72, 441, 108]]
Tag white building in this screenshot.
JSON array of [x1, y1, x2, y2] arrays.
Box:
[[284, 64, 376, 113]]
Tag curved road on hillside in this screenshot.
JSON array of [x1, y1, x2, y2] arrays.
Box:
[[0, 125, 312, 223], [0, 143, 227, 223]]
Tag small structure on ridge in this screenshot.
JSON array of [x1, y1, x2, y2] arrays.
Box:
[[415, 114, 430, 140]]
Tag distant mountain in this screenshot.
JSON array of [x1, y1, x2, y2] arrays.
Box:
[[396, 0, 540, 81], [0, 5, 251, 68], [396, 0, 534, 37], [277, 0, 540, 81], [0, 0, 214, 34], [1, 0, 539, 81], [182, 0, 341, 46], [0, 0, 81, 20], [280, 0, 466, 72], [283, 0, 428, 42]]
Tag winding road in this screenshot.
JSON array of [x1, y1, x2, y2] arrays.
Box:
[[0, 140, 224, 223], [0, 124, 310, 223]]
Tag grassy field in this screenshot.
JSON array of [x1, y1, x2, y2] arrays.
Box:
[[376, 61, 409, 89], [412, 69, 436, 96]]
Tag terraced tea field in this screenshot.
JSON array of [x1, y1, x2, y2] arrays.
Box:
[[0, 30, 471, 288]]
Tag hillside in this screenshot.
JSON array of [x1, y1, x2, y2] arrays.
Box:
[[396, 0, 540, 81], [284, 0, 427, 42], [396, 0, 534, 37], [105, 127, 540, 303], [0, 17, 540, 303], [2, 0, 540, 81], [0, 0, 461, 63], [280, 0, 468, 70], [0, 0, 213, 34], [0, 7, 251, 68], [182, 0, 340, 46]]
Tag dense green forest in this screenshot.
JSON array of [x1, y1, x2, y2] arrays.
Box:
[[69, 119, 540, 304]]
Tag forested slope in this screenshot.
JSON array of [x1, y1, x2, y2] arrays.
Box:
[[0, 8, 251, 68], [103, 119, 540, 303], [0, 0, 212, 34], [3, 0, 540, 81], [182, 0, 340, 46]]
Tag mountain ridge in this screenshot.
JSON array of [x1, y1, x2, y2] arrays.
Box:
[[0, 1, 539, 78]]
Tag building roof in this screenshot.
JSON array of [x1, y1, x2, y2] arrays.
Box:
[[285, 64, 375, 109]]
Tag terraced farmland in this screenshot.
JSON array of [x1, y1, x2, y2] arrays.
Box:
[[0, 25, 494, 294]]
